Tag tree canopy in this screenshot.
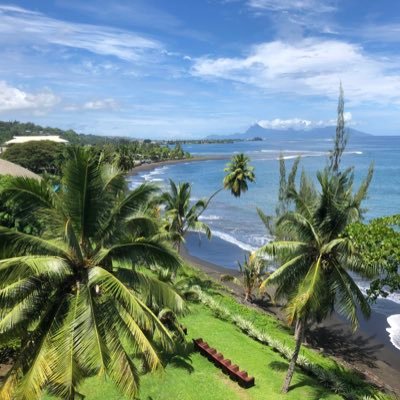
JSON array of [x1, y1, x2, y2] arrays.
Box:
[[1, 141, 66, 174], [0, 147, 184, 399], [347, 214, 400, 301]]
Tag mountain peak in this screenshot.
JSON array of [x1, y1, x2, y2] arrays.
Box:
[[207, 124, 370, 141]]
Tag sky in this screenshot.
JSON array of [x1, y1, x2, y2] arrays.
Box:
[[1, 0, 400, 138]]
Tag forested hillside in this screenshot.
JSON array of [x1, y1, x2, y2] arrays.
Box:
[[0, 121, 127, 145]]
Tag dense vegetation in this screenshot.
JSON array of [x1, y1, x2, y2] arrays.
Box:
[[348, 214, 400, 301], [0, 147, 185, 399], [1, 141, 65, 174], [0, 121, 122, 146], [0, 121, 190, 175]]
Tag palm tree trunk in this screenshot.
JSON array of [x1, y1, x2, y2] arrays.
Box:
[[281, 318, 305, 393]]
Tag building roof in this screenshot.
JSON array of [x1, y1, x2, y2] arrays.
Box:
[[5, 135, 68, 145], [0, 159, 41, 180]]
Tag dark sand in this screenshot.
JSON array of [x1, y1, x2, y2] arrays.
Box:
[[128, 156, 228, 178], [180, 245, 400, 396]]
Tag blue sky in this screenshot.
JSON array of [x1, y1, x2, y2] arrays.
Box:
[[1, 0, 400, 138]]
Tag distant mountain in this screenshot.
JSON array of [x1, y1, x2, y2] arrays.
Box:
[[207, 124, 371, 141]]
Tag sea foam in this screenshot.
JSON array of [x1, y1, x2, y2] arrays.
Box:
[[387, 314, 400, 351], [211, 230, 258, 252], [198, 215, 221, 221]]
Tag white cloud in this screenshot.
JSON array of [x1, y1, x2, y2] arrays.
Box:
[[192, 38, 400, 104], [247, 0, 335, 13], [0, 81, 59, 112], [0, 6, 162, 61], [83, 98, 119, 110], [258, 113, 352, 130]]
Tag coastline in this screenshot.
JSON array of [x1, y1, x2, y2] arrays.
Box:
[[180, 243, 400, 396], [128, 156, 228, 178], [128, 150, 400, 395]]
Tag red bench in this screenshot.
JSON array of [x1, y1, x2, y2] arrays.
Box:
[[193, 338, 255, 388]]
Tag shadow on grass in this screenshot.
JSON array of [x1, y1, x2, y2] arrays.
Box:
[[268, 361, 338, 399], [162, 342, 196, 374], [168, 355, 195, 373], [268, 360, 288, 372], [289, 377, 334, 399]]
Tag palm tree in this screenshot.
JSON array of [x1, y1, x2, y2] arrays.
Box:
[[221, 252, 269, 302], [223, 153, 255, 197], [0, 147, 184, 400], [160, 179, 211, 252], [260, 167, 376, 393]]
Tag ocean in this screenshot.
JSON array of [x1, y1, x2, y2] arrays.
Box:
[[128, 135, 400, 352]]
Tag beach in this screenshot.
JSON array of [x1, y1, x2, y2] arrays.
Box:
[[128, 155, 228, 177]]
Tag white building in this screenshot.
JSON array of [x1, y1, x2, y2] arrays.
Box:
[[5, 135, 69, 145]]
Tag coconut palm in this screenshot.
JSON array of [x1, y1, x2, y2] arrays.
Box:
[[221, 252, 269, 302], [0, 147, 184, 400], [259, 167, 376, 393], [160, 179, 211, 252], [223, 153, 255, 197]]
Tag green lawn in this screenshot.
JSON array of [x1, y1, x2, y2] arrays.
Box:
[[44, 304, 341, 400]]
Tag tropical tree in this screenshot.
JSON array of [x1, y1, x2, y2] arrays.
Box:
[[223, 153, 255, 197], [1, 140, 66, 175], [161, 179, 211, 252], [259, 167, 376, 393], [0, 147, 184, 400], [221, 252, 269, 302], [328, 82, 348, 174], [160, 153, 255, 252], [347, 214, 400, 301]]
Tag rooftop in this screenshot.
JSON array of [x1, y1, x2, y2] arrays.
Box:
[[0, 159, 41, 180], [5, 135, 68, 145]]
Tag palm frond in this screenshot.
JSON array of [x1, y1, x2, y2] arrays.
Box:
[[103, 324, 140, 399], [61, 147, 106, 242], [88, 267, 174, 350], [0, 227, 69, 259], [64, 219, 83, 262], [98, 184, 159, 244], [96, 239, 181, 271], [14, 295, 68, 400], [115, 268, 186, 314], [0, 176, 58, 218], [0, 256, 72, 286], [258, 241, 307, 257]]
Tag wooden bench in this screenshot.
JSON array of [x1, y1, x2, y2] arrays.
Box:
[[193, 338, 255, 388]]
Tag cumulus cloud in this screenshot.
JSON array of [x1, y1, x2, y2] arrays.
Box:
[[0, 81, 59, 112], [258, 113, 352, 130], [0, 5, 162, 61], [192, 38, 400, 104]]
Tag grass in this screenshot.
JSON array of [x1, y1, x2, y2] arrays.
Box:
[[43, 304, 341, 400], [41, 264, 390, 399]]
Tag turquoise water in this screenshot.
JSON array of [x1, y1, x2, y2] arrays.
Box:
[[128, 135, 400, 350]]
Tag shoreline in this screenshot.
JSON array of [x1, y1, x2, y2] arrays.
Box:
[[128, 151, 400, 394], [128, 156, 228, 178], [180, 243, 400, 395]]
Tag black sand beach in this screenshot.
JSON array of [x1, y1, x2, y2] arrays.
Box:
[[180, 241, 400, 395], [128, 155, 228, 178]]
